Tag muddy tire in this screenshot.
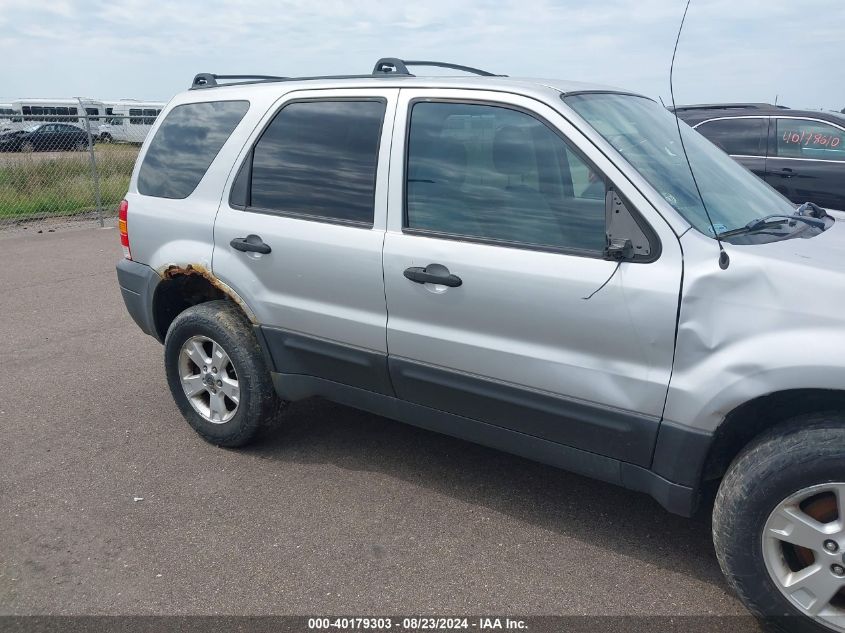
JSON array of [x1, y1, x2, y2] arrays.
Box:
[[164, 300, 283, 447], [713, 414, 845, 633]]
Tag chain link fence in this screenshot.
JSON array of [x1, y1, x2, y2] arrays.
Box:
[[0, 109, 152, 231]]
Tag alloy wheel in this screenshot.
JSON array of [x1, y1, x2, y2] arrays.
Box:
[[178, 335, 240, 424], [763, 483, 845, 631]]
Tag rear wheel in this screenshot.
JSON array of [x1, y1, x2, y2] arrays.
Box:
[[164, 300, 283, 447], [713, 415, 845, 632], [20, 141, 34, 153]]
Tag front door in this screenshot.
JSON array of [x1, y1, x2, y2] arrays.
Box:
[[382, 89, 683, 466], [212, 88, 399, 394]]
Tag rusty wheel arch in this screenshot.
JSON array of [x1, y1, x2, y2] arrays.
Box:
[[152, 264, 257, 341]]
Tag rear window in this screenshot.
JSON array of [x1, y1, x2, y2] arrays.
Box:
[[138, 100, 249, 199]]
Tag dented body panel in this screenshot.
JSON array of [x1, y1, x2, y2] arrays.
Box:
[[664, 222, 845, 432]]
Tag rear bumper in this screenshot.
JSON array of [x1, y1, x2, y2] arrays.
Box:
[[116, 259, 161, 341]]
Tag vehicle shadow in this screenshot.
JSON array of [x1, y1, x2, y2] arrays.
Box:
[[246, 396, 727, 589]]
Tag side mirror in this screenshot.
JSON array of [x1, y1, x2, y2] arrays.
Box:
[[604, 189, 652, 261]]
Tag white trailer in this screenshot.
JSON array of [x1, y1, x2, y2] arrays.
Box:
[[8, 98, 105, 133], [0, 103, 17, 131], [99, 99, 166, 143]]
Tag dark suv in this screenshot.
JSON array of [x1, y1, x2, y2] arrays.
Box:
[[0, 123, 90, 152], [674, 103, 845, 211]]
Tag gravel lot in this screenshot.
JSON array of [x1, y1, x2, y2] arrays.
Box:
[[0, 227, 760, 628]]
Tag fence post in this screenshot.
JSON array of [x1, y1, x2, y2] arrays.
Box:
[[78, 97, 104, 227]]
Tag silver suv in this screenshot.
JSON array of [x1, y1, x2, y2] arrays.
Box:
[[116, 58, 845, 632]]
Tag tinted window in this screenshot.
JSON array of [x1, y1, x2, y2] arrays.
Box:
[[695, 118, 767, 156], [406, 102, 606, 252], [138, 100, 249, 199], [248, 100, 385, 224], [776, 118, 845, 161]]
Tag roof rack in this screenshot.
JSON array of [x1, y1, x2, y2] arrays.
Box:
[[371, 58, 501, 77], [192, 73, 288, 88], [671, 103, 787, 112], [191, 57, 503, 89]]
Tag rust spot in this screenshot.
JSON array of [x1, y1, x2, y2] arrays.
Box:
[[159, 264, 257, 323]]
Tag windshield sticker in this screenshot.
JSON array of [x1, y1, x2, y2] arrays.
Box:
[[708, 223, 729, 235]]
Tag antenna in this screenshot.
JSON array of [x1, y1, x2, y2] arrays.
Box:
[[670, 0, 730, 270]]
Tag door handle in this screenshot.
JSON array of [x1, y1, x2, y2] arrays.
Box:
[[403, 263, 462, 287], [230, 234, 271, 254], [774, 168, 795, 178]]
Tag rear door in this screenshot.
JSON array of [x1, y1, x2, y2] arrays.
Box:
[[382, 89, 683, 467], [212, 88, 399, 394], [766, 117, 845, 210], [692, 116, 768, 178]]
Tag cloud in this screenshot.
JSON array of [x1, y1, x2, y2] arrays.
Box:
[[0, 0, 842, 110]]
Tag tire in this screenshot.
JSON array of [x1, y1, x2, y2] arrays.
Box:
[[75, 140, 87, 151], [164, 300, 283, 447], [20, 141, 34, 153], [713, 414, 845, 633]]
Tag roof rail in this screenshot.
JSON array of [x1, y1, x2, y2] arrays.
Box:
[[671, 103, 784, 112], [192, 73, 288, 89], [190, 57, 503, 90], [372, 57, 501, 77]]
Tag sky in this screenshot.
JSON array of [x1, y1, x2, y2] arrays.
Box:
[[0, 0, 843, 111]]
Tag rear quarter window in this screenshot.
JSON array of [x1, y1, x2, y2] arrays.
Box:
[[138, 100, 249, 199]]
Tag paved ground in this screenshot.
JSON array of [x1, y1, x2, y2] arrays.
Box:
[[0, 227, 758, 624]]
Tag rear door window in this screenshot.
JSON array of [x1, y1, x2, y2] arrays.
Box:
[[695, 118, 767, 156], [138, 100, 249, 199], [242, 99, 386, 225], [775, 118, 845, 161]]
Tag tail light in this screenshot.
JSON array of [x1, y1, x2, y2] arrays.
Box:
[[118, 199, 131, 259]]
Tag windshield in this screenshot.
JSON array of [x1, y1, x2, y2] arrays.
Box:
[[565, 93, 797, 236]]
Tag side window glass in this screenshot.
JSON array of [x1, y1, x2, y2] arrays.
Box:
[[406, 101, 606, 253], [776, 119, 845, 161], [138, 100, 249, 199], [247, 100, 385, 225], [695, 118, 767, 156]]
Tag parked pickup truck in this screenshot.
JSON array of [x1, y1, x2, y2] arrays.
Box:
[[116, 58, 845, 633]]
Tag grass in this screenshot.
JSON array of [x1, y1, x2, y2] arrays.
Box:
[[0, 144, 139, 222]]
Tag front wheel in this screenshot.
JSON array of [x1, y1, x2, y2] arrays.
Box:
[[164, 300, 283, 447], [713, 415, 845, 632]]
